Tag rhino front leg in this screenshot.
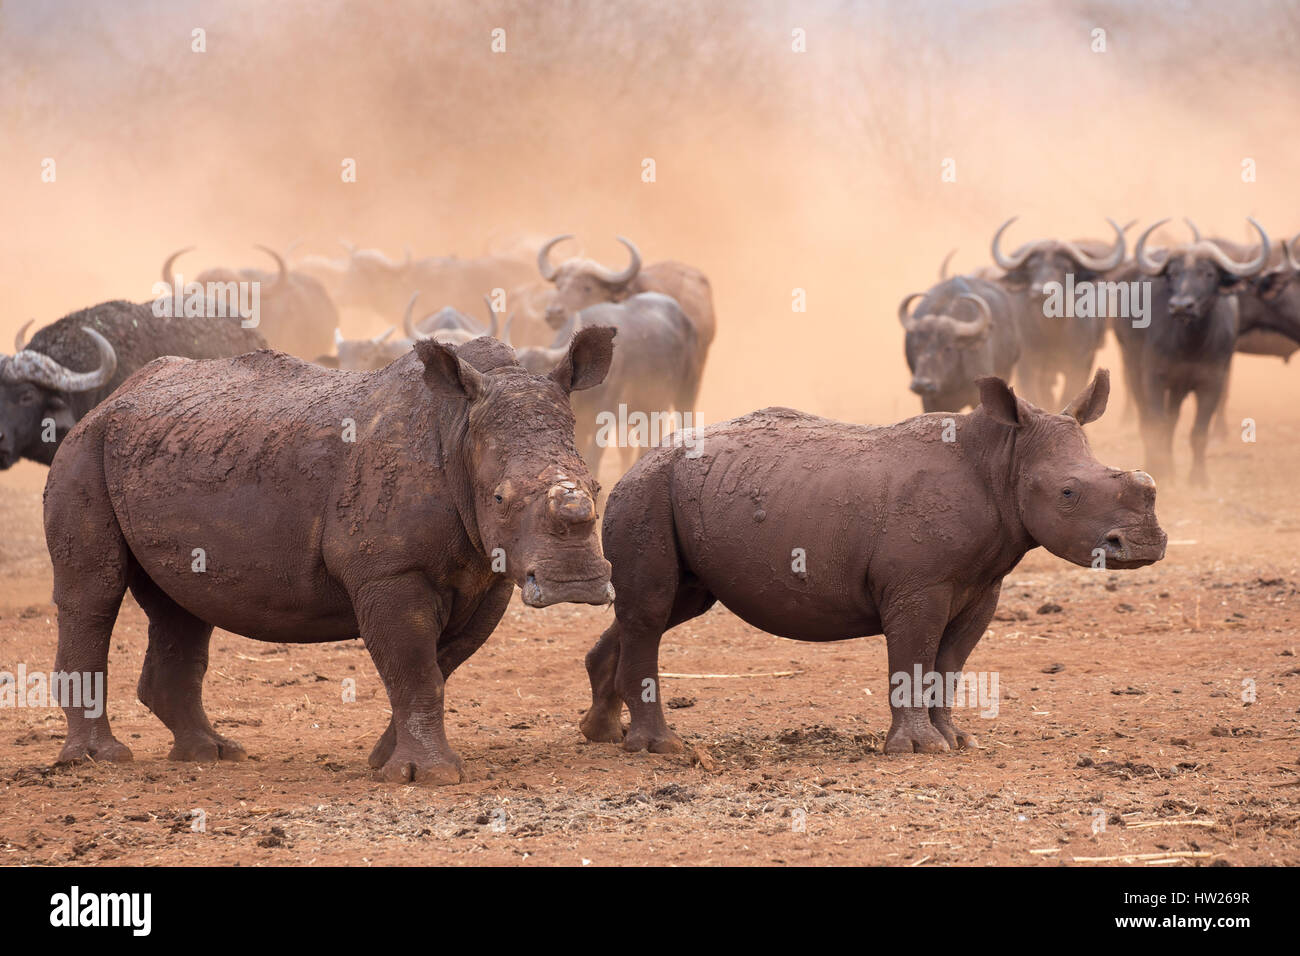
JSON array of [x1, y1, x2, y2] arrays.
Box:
[[929, 584, 1001, 751], [354, 575, 463, 785], [881, 586, 953, 755]]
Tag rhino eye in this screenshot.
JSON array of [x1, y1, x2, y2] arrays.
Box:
[[1061, 488, 1073, 498], [494, 493, 504, 503]]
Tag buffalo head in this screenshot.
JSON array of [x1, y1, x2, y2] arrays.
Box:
[[900, 280, 995, 412], [991, 217, 1127, 303], [536, 235, 641, 328], [0, 323, 117, 468], [1135, 218, 1271, 320]]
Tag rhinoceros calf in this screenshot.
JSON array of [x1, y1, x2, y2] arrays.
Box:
[[45, 332, 616, 784], [580, 369, 1166, 756]]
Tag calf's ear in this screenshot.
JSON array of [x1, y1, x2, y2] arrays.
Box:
[[977, 376, 1022, 427], [550, 325, 616, 393], [416, 339, 483, 399], [1062, 367, 1110, 424]]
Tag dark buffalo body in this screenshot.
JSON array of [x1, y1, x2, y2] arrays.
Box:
[[901, 275, 1021, 412], [0, 300, 265, 468]]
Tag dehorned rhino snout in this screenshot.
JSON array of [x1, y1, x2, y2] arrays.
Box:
[[547, 481, 595, 525]]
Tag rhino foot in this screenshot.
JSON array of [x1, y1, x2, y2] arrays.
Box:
[[930, 712, 980, 751], [168, 731, 248, 762], [622, 726, 684, 754], [885, 718, 951, 755], [579, 707, 626, 743], [379, 751, 464, 786], [57, 735, 134, 765]]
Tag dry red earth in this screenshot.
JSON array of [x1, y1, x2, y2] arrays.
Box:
[[1, 412, 1299, 867]]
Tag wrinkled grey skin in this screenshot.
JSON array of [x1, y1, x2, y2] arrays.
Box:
[[901, 276, 1021, 412], [45, 332, 616, 785], [512, 293, 700, 476], [579, 369, 1166, 758], [988, 219, 1128, 410], [1113, 218, 1271, 485]]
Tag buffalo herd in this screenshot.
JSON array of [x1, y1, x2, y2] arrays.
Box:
[[902, 217, 1300, 485], [12, 217, 1291, 779]]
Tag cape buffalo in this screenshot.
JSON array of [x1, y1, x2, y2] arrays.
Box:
[[162, 246, 338, 360], [0, 302, 265, 469], [535, 234, 716, 363], [579, 370, 1166, 757], [1116, 218, 1270, 484], [509, 292, 699, 477], [900, 276, 1021, 412], [46, 331, 616, 784], [990, 218, 1127, 409]]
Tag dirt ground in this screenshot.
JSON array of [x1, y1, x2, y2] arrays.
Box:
[[2, 380, 1298, 868]]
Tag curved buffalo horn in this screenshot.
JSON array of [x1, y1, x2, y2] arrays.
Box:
[[1134, 219, 1171, 276], [1060, 218, 1126, 272], [481, 295, 499, 338], [502, 314, 514, 348], [1286, 233, 1300, 272], [14, 319, 34, 352], [1200, 218, 1270, 277], [537, 234, 574, 282], [334, 327, 345, 347], [897, 292, 924, 331], [161, 246, 194, 287], [1184, 218, 1202, 243], [590, 236, 642, 286], [991, 217, 1037, 272], [403, 292, 433, 341], [255, 244, 289, 294], [9, 327, 117, 393], [939, 248, 957, 280], [951, 293, 993, 337], [1121, 219, 1139, 233], [372, 326, 396, 344]]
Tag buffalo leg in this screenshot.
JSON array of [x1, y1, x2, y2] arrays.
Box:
[[882, 586, 953, 754], [1189, 380, 1224, 487], [368, 578, 513, 770], [929, 584, 1000, 750], [353, 575, 462, 784], [131, 572, 244, 761]]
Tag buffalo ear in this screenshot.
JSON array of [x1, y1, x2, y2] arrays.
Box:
[[416, 339, 483, 399], [550, 325, 616, 393], [1062, 367, 1110, 424], [977, 376, 1022, 427]]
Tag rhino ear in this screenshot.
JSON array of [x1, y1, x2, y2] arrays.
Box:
[[550, 325, 616, 393], [977, 376, 1022, 427], [1062, 368, 1110, 424], [416, 339, 483, 399]]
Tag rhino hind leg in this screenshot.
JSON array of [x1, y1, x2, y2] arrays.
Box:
[[130, 572, 246, 762], [580, 624, 627, 743], [47, 447, 133, 766]]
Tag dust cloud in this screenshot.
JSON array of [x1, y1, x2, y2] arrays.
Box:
[[2, 0, 1298, 437]]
